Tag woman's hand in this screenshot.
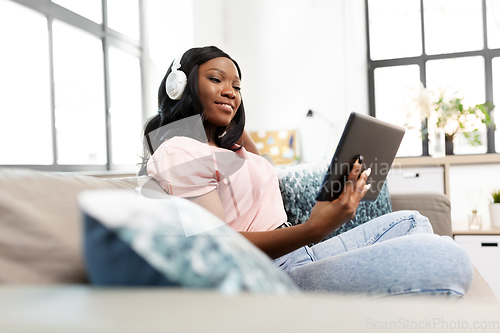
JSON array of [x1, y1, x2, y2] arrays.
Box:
[[305, 159, 371, 242], [237, 130, 260, 155]]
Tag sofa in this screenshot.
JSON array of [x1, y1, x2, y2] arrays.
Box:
[[0, 167, 498, 332]]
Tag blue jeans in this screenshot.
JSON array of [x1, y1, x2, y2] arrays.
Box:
[[274, 211, 474, 298]]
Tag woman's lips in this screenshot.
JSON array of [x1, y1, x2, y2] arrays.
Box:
[[215, 102, 234, 112]]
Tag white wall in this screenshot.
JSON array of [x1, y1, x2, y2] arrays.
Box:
[[449, 164, 500, 225], [143, 0, 368, 162], [142, 0, 195, 117]]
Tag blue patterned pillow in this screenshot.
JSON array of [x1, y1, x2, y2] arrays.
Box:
[[79, 190, 299, 294], [276, 160, 392, 241]]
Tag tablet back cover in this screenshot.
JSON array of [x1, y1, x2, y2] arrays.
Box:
[[316, 113, 405, 202]]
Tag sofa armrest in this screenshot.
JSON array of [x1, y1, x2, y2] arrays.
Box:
[[390, 193, 452, 237]]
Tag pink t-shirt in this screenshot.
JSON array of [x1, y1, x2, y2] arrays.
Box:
[[147, 136, 286, 232]]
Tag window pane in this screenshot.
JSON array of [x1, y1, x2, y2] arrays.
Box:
[[0, 0, 53, 164], [424, 0, 483, 55], [374, 65, 422, 156], [426, 57, 486, 154], [52, 21, 106, 164], [108, 47, 143, 165], [107, 0, 140, 40], [493, 57, 500, 152], [368, 0, 422, 60], [52, 0, 102, 24], [487, 0, 500, 49]]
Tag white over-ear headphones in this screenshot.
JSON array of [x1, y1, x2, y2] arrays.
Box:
[[165, 51, 187, 100]]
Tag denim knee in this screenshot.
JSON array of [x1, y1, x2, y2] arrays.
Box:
[[406, 233, 474, 297], [286, 233, 474, 298], [401, 210, 434, 235], [363, 210, 434, 246]]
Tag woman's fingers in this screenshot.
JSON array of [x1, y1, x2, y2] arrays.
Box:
[[345, 162, 372, 203], [356, 167, 371, 192], [356, 168, 371, 200], [311, 162, 373, 236], [344, 158, 363, 194], [348, 159, 363, 182]]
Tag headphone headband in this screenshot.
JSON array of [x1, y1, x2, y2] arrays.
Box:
[[171, 52, 183, 71]]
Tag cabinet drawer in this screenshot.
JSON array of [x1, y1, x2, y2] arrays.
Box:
[[387, 166, 444, 194], [454, 235, 500, 299], [454, 235, 500, 247]]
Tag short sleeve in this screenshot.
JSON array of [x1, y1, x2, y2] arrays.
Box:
[[147, 137, 218, 198]]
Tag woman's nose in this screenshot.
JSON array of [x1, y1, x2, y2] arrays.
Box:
[[221, 84, 236, 99]]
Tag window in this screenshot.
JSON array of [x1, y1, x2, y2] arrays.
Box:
[[52, 0, 102, 23], [0, 1, 53, 165], [52, 21, 107, 165], [367, 0, 500, 156], [494, 57, 500, 149], [0, 0, 143, 171], [108, 47, 143, 165], [374, 64, 422, 156]]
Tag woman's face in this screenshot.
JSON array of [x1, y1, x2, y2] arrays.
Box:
[[198, 57, 241, 128]]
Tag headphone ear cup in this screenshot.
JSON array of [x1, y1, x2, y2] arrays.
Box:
[[166, 70, 187, 100]]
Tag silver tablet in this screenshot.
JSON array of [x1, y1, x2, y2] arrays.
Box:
[[316, 112, 405, 202]]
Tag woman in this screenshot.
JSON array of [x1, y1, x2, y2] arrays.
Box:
[[141, 46, 473, 297]]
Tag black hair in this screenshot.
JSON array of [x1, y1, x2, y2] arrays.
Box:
[[138, 46, 245, 175]]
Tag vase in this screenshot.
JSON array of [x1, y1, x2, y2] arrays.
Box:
[[429, 128, 445, 158], [445, 134, 454, 155], [489, 203, 500, 228], [468, 210, 482, 230]]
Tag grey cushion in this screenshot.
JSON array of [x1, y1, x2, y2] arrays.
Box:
[[276, 161, 392, 241], [391, 193, 452, 237]]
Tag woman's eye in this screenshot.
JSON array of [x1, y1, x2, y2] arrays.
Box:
[[233, 86, 241, 91], [210, 77, 221, 83]]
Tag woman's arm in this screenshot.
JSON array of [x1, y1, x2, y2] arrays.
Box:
[[242, 161, 370, 258], [188, 189, 226, 222], [237, 130, 260, 155], [187, 160, 370, 259]]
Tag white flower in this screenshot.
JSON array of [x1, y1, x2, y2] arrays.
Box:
[[409, 82, 434, 121]]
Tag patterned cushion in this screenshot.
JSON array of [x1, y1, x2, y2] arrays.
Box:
[[79, 190, 299, 294], [276, 160, 392, 241]]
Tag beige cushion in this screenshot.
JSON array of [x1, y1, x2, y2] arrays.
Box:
[[463, 266, 499, 303], [0, 168, 139, 284], [391, 193, 452, 237]]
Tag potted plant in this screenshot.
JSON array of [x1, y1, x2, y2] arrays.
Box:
[[407, 85, 494, 156], [433, 92, 494, 155], [489, 190, 500, 228]]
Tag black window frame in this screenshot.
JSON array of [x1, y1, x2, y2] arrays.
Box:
[[366, 0, 499, 156], [2, 0, 145, 172]]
